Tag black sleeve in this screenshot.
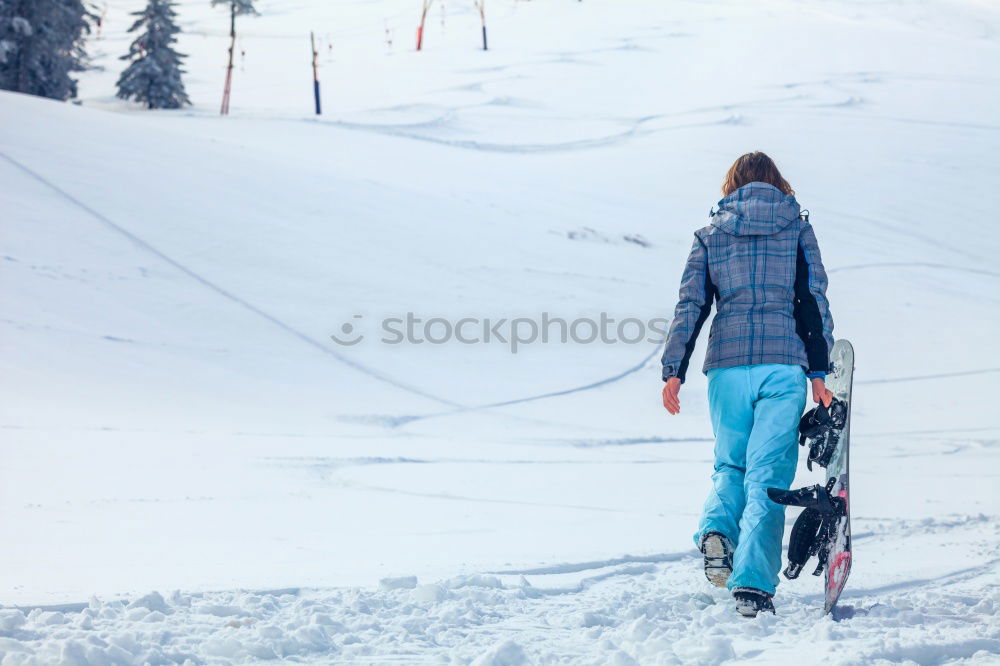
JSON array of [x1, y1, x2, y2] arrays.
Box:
[[793, 243, 831, 375]]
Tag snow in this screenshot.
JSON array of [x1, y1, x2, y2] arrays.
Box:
[[1, 542, 998, 663], [2, 0, 999, 663]]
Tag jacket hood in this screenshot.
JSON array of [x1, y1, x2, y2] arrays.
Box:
[[710, 182, 801, 236]]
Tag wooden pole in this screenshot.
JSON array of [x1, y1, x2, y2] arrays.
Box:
[[220, 1, 236, 115], [311, 31, 322, 115]]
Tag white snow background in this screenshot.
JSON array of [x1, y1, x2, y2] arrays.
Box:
[[2, 0, 999, 663]]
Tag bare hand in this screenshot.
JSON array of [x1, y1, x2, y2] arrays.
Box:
[[811, 377, 833, 407], [662, 377, 681, 415]]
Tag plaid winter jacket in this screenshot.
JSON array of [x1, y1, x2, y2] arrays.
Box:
[[661, 182, 835, 383]]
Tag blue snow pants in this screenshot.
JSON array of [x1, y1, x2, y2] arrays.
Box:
[[694, 364, 807, 594]]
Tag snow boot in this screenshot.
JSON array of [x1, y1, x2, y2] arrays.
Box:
[[699, 531, 733, 588], [732, 587, 775, 617]]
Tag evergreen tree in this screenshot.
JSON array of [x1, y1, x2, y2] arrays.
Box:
[[0, 0, 91, 100], [210, 0, 258, 17], [116, 0, 189, 109]]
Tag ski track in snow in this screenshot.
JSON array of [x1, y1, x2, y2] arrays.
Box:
[[857, 368, 1000, 385], [335, 345, 664, 429], [335, 481, 636, 515], [3, 147, 667, 431], [828, 262, 1000, 278], [312, 114, 752, 155], [0, 152, 462, 410]]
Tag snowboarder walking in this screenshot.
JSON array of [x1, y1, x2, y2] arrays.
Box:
[[660, 152, 835, 617]]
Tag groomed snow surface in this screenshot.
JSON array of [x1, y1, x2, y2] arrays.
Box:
[[3, 0, 999, 663]]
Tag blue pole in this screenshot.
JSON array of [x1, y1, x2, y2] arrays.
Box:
[[311, 31, 322, 115]]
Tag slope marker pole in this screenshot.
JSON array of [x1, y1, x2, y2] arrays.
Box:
[[475, 1, 487, 50], [416, 0, 433, 51], [220, 2, 236, 114], [310, 31, 322, 115]]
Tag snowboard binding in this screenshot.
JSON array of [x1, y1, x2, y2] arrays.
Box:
[[798, 397, 848, 470], [767, 479, 846, 579]]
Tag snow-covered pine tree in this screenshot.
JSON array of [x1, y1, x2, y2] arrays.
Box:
[[0, 0, 91, 100], [211, 0, 257, 115], [116, 0, 189, 109], [210, 0, 258, 15]]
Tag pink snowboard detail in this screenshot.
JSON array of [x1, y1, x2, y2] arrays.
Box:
[[828, 551, 851, 590]]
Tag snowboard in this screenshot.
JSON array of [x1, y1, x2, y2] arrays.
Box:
[[767, 338, 854, 614], [822, 338, 854, 613], [823, 340, 854, 613]]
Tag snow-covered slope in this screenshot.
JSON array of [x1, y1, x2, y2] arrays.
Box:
[[2, 0, 999, 663]]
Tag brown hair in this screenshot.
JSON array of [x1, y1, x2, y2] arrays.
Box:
[[721, 152, 794, 196]]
